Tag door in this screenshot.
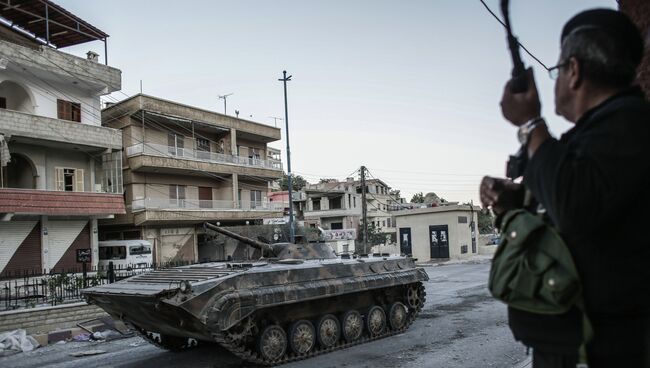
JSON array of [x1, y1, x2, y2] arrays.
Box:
[[429, 225, 450, 259], [198, 186, 213, 208], [399, 227, 412, 255]]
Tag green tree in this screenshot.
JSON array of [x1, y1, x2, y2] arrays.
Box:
[[411, 192, 425, 203], [279, 173, 307, 191], [478, 209, 495, 234], [356, 222, 386, 253], [319, 178, 337, 184]]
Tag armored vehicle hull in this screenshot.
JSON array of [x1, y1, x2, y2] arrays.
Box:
[[84, 225, 428, 365]]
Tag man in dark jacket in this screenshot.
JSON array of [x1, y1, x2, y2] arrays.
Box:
[[480, 9, 650, 368]]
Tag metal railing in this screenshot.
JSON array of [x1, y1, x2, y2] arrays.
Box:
[[126, 143, 283, 170], [0, 261, 197, 311], [131, 197, 288, 212]]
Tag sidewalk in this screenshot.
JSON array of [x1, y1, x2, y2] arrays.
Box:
[[416, 253, 493, 267]]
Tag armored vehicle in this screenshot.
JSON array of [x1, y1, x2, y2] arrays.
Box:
[[83, 224, 428, 365]]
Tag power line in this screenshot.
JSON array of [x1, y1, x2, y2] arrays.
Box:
[[477, 0, 550, 70]]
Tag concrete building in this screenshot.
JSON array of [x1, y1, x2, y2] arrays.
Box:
[[301, 180, 362, 231], [357, 178, 399, 242], [393, 205, 479, 261], [0, 1, 125, 276], [100, 94, 285, 263]]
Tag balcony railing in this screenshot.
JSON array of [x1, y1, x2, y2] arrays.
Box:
[[126, 143, 283, 170], [131, 197, 287, 212]]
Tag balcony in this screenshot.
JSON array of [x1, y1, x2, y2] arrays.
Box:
[[127, 197, 287, 225], [0, 188, 125, 217], [304, 207, 360, 219], [125, 143, 283, 177], [0, 109, 122, 150], [132, 198, 286, 212]]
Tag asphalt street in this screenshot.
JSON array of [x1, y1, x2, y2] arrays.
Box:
[[0, 262, 530, 368]]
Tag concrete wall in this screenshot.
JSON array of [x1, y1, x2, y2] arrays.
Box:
[[0, 302, 107, 335], [0, 69, 102, 126], [395, 207, 479, 261], [9, 142, 99, 192]]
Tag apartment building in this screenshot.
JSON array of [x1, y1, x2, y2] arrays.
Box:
[[100, 94, 284, 263], [0, 1, 125, 276], [301, 180, 362, 231], [359, 178, 399, 242]]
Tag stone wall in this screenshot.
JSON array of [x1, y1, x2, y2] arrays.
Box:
[[0, 302, 107, 335]]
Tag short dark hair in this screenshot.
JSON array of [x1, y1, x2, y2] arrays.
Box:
[[560, 25, 640, 88]]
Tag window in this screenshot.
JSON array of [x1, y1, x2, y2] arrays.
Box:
[[168, 133, 185, 156], [331, 222, 343, 230], [353, 197, 356, 207], [330, 196, 342, 209], [250, 190, 262, 208], [55, 167, 84, 192], [57, 99, 81, 122], [387, 218, 392, 227], [0, 97, 6, 109], [382, 220, 386, 227], [458, 216, 468, 224], [99, 246, 126, 260], [313, 199, 321, 211], [169, 185, 186, 207]]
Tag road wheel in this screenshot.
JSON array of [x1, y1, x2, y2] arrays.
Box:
[[388, 302, 408, 330], [406, 284, 425, 309], [340, 310, 363, 342], [316, 314, 340, 348], [257, 325, 287, 362], [366, 306, 386, 337], [288, 320, 316, 355]]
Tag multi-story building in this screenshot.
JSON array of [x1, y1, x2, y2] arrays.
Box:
[[358, 178, 398, 242], [100, 94, 285, 263], [0, 1, 125, 276], [301, 179, 362, 231]]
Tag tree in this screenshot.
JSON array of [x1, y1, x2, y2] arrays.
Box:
[[279, 173, 306, 191], [411, 192, 425, 203], [319, 178, 337, 184], [478, 209, 495, 234], [356, 222, 386, 253]]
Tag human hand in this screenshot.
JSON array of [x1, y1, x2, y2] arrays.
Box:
[[479, 176, 524, 216], [500, 68, 541, 126]]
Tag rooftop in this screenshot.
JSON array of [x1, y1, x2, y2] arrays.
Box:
[[0, 0, 108, 49]]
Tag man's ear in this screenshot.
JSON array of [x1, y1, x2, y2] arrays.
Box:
[[567, 57, 582, 90]]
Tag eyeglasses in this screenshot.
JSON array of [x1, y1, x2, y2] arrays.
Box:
[[548, 61, 568, 80]]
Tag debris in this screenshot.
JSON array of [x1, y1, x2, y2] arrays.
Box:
[[129, 341, 142, 347], [69, 349, 107, 357], [73, 333, 91, 342], [91, 330, 121, 341], [0, 329, 40, 356]]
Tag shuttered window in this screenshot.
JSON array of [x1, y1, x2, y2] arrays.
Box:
[[54, 167, 84, 192], [57, 99, 81, 122]]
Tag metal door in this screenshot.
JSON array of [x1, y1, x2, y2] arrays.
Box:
[[429, 225, 450, 259], [399, 228, 412, 255]]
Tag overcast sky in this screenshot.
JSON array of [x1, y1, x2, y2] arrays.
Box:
[[58, 0, 616, 203]]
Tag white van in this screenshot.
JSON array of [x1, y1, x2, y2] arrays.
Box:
[[98, 240, 153, 275]]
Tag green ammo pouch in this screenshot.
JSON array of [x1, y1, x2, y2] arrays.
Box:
[[489, 209, 593, 367], [488, 209, 581, 314]]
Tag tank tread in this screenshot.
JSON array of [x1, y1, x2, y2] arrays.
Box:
[[212, 282, 426, 366]]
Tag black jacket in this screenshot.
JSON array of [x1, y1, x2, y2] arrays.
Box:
[[510, 87, 650, 357]]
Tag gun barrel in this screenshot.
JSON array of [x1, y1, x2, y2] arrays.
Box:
[[204, 223, 276, 256]]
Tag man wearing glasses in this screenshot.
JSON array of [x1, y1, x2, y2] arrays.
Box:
[[480, 9, 650, 368]]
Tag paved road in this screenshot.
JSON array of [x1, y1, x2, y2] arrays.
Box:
[[1, 262, 530, 368]]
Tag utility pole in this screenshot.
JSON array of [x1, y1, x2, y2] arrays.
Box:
[[360, 165, 368, 254], [279, 71, 295, 243], [218, 93, 233, 115]]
